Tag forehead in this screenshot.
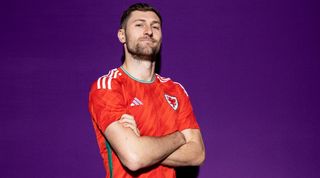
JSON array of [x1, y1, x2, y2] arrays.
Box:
[[127, 11, 161, 24]]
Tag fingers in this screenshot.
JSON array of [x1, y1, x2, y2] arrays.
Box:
[[119, 114, 140, 136], [120, 114, 134, 119], [123, 123, 140, 136], [120, 114, 135, 123], [119, 117, 137, 127]]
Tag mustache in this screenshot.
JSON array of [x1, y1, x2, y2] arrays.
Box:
[[138, 37, 157, 42]]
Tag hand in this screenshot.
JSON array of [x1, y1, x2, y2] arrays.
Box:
[[119, 114, 140, 136]]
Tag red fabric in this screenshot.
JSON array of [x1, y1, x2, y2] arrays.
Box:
[[88, 67, 199, 178]]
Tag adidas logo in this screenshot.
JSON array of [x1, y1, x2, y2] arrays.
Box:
[[130, 97, 143, 106]]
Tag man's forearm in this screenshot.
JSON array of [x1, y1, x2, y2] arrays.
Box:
[[161, 141, 205, 166], [135, 131, 186, 168], [161, 129, 205, 167], [105, 121, 186, 171]]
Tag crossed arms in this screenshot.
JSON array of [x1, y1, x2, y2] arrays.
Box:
[[105, 114, 206, 171]]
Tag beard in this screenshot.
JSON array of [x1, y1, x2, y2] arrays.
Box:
[[126, 38, 161, 61]]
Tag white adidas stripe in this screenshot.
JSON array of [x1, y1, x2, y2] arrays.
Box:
[[134, 97, 143, 105], [107, 69, 116, 90], [130, 97, 143, 106], [97, 77, 102, 89], [156, 74, 171, 83], [97, 69, 121, 90], [114, 70, 119, 78], [133, 100, 139, 105], [155, 75, 189, 96], [174, 82, 189, 96], [97, 73, 109, 89], [102, 76, 107, 89]]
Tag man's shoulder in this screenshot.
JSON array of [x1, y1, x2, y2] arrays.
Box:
[[90, 68, 124, 91], [156, 74, 172, 84], [156, 74, 189, 97]]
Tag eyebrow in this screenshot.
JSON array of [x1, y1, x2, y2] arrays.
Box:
[[133, 19, 161, 25]]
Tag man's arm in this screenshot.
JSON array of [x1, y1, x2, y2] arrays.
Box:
[[161, 128, 205, 166], [105, 114, 186, 171], [119, 115, 205, 167], [158, 83, 205, 166]]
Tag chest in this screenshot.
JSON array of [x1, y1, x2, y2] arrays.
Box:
[[123, 83, 180, 136]]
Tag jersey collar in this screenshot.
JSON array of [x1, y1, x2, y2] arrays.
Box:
[[120, 66, 156, 84]]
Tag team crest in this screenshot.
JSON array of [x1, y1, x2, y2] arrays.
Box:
[[164, 94, 179, 110]]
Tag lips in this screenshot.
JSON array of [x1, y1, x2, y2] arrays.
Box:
[[139, 38, 156, 43]]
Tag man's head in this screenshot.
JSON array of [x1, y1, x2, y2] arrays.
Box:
[[120, 3, 162, 29], [118, 3, 162, 61]]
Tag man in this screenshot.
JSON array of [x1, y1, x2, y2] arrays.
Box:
[[89, 3, 205, 178]]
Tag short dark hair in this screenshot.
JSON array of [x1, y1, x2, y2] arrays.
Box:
[[120, 3, 162, 29]]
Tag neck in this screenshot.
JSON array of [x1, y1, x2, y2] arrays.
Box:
[[122, 54, 156, 82]]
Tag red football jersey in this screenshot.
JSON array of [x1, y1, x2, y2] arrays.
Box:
[[88, 67, 199, 178]]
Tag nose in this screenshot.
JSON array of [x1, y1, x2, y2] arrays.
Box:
[[144, 25, 153, 37]]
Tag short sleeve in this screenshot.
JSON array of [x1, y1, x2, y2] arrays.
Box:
[[88, 80, 126, 132], [176, 84, 200, 131]]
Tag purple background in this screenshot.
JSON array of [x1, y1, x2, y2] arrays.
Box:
[[1, 0, 319, 177]]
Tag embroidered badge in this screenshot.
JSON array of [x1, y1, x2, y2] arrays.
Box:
[[164, 94, 179, 110]]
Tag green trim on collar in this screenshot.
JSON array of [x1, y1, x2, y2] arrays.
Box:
[[120, 66, 155, 84]]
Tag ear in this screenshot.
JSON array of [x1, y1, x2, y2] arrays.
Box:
[[117, 29, 126, 44]]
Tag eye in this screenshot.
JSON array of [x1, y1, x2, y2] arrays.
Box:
[[152, 26, 160, 30], [135, 24, 143, 27]]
